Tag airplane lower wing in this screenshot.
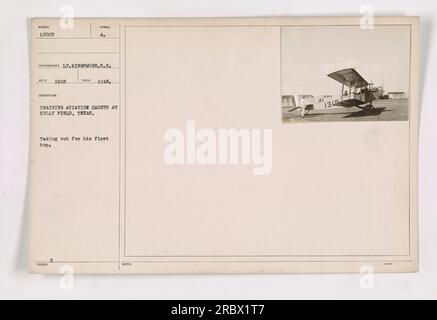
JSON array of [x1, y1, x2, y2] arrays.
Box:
[[334, 99, 365, 108]]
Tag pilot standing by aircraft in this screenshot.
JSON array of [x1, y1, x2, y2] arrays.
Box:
[[300, 96, 308, 118]]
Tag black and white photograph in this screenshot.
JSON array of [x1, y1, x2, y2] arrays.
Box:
[[281, 25, 411, 122]]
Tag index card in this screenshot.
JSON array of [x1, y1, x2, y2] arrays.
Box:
[[29, 17, 419, 273]]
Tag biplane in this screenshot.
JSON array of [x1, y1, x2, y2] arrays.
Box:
[[327, 68, 382, 114]]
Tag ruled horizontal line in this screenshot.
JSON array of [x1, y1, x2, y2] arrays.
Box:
[[36, 37, 119, 40], [37, 52, 120, 54], [36, 82, 120, 84]]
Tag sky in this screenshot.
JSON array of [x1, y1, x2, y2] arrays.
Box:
[[281, 25, 411, 96]]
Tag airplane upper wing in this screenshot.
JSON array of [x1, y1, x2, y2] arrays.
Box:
[[327, 68, 368, 88]]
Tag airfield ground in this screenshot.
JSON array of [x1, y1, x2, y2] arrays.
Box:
[[284, 98, 409, 123]]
